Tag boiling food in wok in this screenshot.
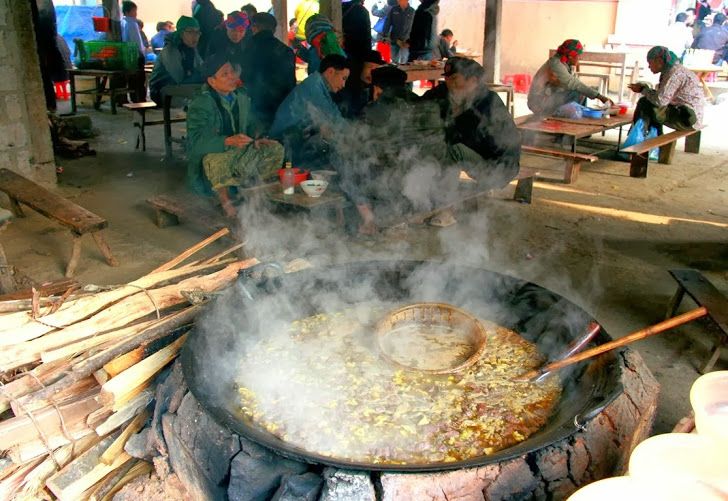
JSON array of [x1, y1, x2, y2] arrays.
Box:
[[236, 307, 561, 465]]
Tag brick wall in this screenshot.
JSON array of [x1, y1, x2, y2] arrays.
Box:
[[0, 0, 56, 184]]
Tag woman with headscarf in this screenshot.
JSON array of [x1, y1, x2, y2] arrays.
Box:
[[628, 46, 704, 132], [527, 39, 612, 116], [149, 16, 205, 105], [205, 11, 251, 66], [304, 14, 345, 74]]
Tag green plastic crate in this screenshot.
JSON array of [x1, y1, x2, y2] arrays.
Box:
[[74, 41, 139, 71]]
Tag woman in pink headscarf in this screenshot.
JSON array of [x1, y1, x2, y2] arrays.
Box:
[[527, 39, 613, 116]]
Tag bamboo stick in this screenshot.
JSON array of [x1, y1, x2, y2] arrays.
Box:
[[201, 242, 245, 265], [519, 307, 709, 381], [100, 408, 150, 465], [91, 460, 152, 501], [0, 258, 238, 346], [150, 227, 230, 273], [17, 434, 99, 499], [40, 320, 156, 364], [94, 389, 154, 437], [1, 259, 256, 371], [103, 331, 181, 378], [23, 308, 198, 407], [99, 334, 188, 409]]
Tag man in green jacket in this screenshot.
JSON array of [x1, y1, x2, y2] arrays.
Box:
[[187, 53, 284, 217]]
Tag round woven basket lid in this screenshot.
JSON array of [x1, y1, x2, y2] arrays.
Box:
[[375, 302, 487, 375]]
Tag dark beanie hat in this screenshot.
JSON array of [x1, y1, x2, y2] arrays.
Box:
[[442, 57, 484, 79], [371, 66, 408, 88], [203, 52, 231, 79]]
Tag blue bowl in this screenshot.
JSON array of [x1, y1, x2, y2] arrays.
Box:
[[582, 108, 604, 119]]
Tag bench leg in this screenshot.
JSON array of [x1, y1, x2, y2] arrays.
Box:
[[665, 286, 686, 320], [154, 208, 180, 228], [513, 176, 533, 204], [685, 131, 701, 154], [658, 141, 676, 164], [8, 197, 24, 218], [66, 233, 83, 278], [629, 154, 649, 178], [564, 160, 581, 184], [701, 343, 723, 374], [92, 231, 119, 267]]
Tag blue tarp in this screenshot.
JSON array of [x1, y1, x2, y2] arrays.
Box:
[[56, 5, 105, 51]]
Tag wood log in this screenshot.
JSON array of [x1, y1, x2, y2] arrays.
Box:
[[103, 330, 182, 378], [151, 227, 230, 273], [90, 460, 152, 501], [0, 258, 240, 346], [24, 308, 198, 407], [0, 457, 45, 500], [86, 461, 135, 501], [40, 319, 156, 364], [46, 433, 132, 501], [100, 409, 150, 465], [0, 390, 100, 451], [17, 433, 99, 499], [99, 334, 187, 410], [8, 426, 94, 465], [93, 369, 110, 385], [0, 359, 69, 414], [94, 389, 154, 437], [0, 279, 79, 302], [1, 259, 256, 371], [12, 375, 98, 415]]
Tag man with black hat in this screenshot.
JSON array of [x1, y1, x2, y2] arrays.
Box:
[[187, 53, 284, 217], [337, 49, 386, 118], [423, 57, 521, 198], [240, 13, 297, 132], [270, 54, 350, 170], [341, 66, 447, 234]]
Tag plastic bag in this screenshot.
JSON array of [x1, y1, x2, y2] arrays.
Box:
[[553, 102, 586, 119], [621, 119, 659, 161]]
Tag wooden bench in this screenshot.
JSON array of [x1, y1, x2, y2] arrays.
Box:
[[620, 129, 701, 178], [665, 269, 728, 373], [122, 102, 186, 151], [521, 145, 598, 184], [0, 168, 118, 277]]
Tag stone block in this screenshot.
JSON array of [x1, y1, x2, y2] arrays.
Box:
[[228, 438, 308, 501], [485, 459, 538, 500], [380, 466, 497, 501], [319, 468, 376, 501], [270, 472, 323, 501], [4, 95, 22, 121]]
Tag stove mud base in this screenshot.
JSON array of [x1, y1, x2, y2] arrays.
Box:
[[114, 348, 658, 501]]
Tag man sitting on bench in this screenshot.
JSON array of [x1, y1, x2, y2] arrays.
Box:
[[187, 53, 284, 217], [628, 46, 704, 135], [422, 58, 522, 225]]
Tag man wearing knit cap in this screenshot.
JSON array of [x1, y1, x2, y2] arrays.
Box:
[[149, 15, 204, 105], [240, 13, 296, 132], [341, 65, 447, 234], [205, 11, 250, 66], [187, 53, 284, 217], [337, 49, 386, 118]]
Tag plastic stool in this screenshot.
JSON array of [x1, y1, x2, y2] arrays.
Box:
[[502, 73, 532, 93], [54, 81, 70, 100]]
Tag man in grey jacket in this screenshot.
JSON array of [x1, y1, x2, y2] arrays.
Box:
[[381, 0, 415, 64]]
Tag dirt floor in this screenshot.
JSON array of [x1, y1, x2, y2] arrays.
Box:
[[2, 92, 727, 435]]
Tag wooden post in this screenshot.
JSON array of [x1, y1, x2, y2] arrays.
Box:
[[658, 141, 677, 164], [629, 154, 649, 178], [102, 0, 121, 42], [685, 130, 701, 153], [483, 0, 503, 83], [66, 233, 83, 278], [273, 0, 289, 43], [320, 0, 342, 32]]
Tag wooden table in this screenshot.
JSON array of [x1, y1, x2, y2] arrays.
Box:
[[398, 63, 444, 83], [266, 185, 346, 226], [68, 68, 135, 115], [518, 114, 632, 153], [685, 65, 723, 102], [161, 84, 200, 159]]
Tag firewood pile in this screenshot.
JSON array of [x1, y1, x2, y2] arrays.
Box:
[[0, 228, 256, 500]]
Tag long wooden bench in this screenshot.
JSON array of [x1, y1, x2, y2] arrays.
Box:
[[521, 145, 598, 183], [0, 168, 118, 277], [665, 269, 728, 373], [122, 102, 186, 152], [621, 129, 701, 178]]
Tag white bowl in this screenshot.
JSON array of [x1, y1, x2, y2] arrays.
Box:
[[310, 170, 337, 182], [690, 370, 728, 445], [300, 179, 328, 198]]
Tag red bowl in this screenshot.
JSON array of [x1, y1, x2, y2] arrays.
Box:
[[618, 104, 629, 115], [277, 168, 309, 185]]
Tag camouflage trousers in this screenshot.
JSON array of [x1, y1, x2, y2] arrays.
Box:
[[203, 142, 284, 191]]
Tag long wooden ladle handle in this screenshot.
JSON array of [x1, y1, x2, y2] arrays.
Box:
[[520, 306, 708, 382]]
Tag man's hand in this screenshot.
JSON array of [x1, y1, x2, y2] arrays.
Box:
[[628, 83, 645, 93], [224, 134, 253, 148], [597, 94, 614, 106], [452, 40, 458, 47]]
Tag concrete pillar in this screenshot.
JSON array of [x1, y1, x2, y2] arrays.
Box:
[[273, 0, 289, 43], [483, 0, 503, 84], [0, 0, 55, 184]]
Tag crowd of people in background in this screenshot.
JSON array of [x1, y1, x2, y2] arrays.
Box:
[[119, 0, 519, 230], [667, 3, 728, 63]]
